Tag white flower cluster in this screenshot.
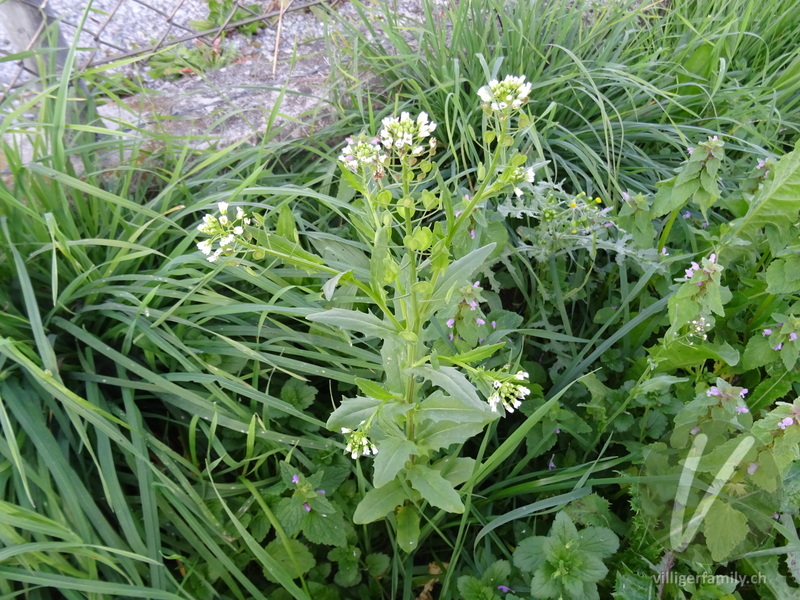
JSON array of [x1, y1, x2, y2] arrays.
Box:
[[341, 426, 378, 459], [196, 202, 251, 263], [510, 166, 536, 197], [338, 136, 387, 173], [477, 75, 532, 114], [378, 111, 437, 155], [687, 316, 711, 345], [487, 370, 531, 413]]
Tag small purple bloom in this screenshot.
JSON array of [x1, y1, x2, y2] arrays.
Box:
[[317, 490, 325, 495], [454, 210, 463, 217], [661, 247, 668, 256], [555, 428, 561, 434], [448, 333, 454, 342], [763, 329, 772, 336], [773, 513, 781, 519], [701, 221, 709, 228], [621, 191, 631, 202], [688, 147, 694, 155], [473, 281, 480, 287], [478, 338, 484, 343], [491, 320, 497, 328], [470, 229, 476, 239], [774, 343, 783, 351], [469, 300, 478, 310], [497, 585, 512, 594], [779, 417, 794, 430], [690, 427, 701, 435], [303, 503, 311, 512], [548, 455, 556, 470], [791, 333, 798, 342], [739, 389, 748, 398], [706, 387, 720, 397], [292, 474, 300, 484], [748, 463, 759, 475], [476, 318, 486, 325], [446, 318, 455, 328], [682, 211, 692, 218], [735, 406, 749, 414], [757, 158, 766, 169]]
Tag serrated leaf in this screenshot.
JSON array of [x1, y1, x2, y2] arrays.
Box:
[[264, 538, 315, 583], [274, 496, 304, 537], [407, 464, 464, 513], [303, 508, 348, 547], [703, 500, 749, 561], [481, 559, 511, 586], [578, 526, 619, 558], [307, 308, 398, 339], [280, 378, 317, 411], [373, 437, 417, 488], [742, 335, 778, 370], [365, 553, 390, 577], [328, 546, 361, 587], [513, 536, 547, 573], [353, 480, 406, 524], [457, 576, 496, 600]]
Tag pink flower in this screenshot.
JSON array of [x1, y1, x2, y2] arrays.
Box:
[[763, 329, 772, 336], [774, 343, 783, 351], [470, 229, 476, 239], [476, 318, 486, 325], [448, 333, 453, 342], [473, 281, 480, 287], [688, 147, 694, 155], [748, 463, 759, 475], [548, 456, 556, 470], [791, 333, 798, 342], [690, 427, 701, 435], [303, 503, 311, 512], [292, 474, 300, 484], [779, 417, 794, 430], [735, 406, 749, 414], [491, 320, 496, 328], [706, 387, 720, 397], [739, 389, 748, 398], [682, 211, 692, 218], [446, 318, 455, 328], [555, 428, 561, 434]]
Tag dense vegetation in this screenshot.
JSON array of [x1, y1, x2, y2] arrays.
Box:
[[2, 0, 800, 598]]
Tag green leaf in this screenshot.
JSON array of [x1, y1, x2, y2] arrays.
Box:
[[328, 546, 361, 587], [307, 308, 398, 339], [352, 480, 406, 524], [481, 559, 511, 586], [263, 539, 315, 583], [457, 576, 496, 600], [513, 536, 547, 573], [322, 271, 351, 301], [407, 464, 464, 513], [722, 144, 800, 256], [354, 378, 396, 401], [703, 500, 749, 561], [274, 497, 304, 537], [651, 178, 699, 217], [365, 553, 390, 577], [742, 335, 778, 370], [578, 526, 619, 558], [372, 438, 417, 488], [326, 396, 383, 432], [431, 456, 475, 487], [439, 342, 506, 365], [280, 379, 317, 412], [396, 505, 420, 553], [416, 419, 486, 451], [302, 508, 348, 547], [418, 394, 495, 424], [413, 366, 487, 411], [429, 244, 496, 312]]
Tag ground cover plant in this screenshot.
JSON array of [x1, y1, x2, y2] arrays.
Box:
[[1, 0, 800, 598]]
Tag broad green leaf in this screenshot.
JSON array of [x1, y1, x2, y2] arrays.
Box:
[[438, 342, 505, 365], [396, 505, 420, 553], [431, 456, 475, 487], [365, 553, 390, 577], [280, 379, 317, 411], [373, 438, 417, 488], [303, 508, 347, 548], [703, 501, 749, 562], [722, 144, 800, 256], [407, 464, 464, 513], [307, 308, 398, 339], [352, 480, 406, 524], [428, 243, 496, 312], [578, 526, 619, 558], [412, 366, 487, 410], [322, 270, 351, 301], [418, 394, 495, 423], [263, 539, 315, 583], [457, 576, 496, 600], [328, 546, 361, 587], [326, 396, 383, 432], [416, 419, 486, 451], [513, 536, 547, 573]]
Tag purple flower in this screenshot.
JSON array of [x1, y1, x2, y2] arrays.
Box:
[[555, 428, 561, 434], [706, 387, 720, 397], [448, 333, 454, 342], [779, 417, 794, 430], [661, 247, 669, 256], [621, 191, 631, 202], [739, 389, 748, 398], [497, 585, 512, 594], [303, 503, 311, 512], [454, 210, 463, 217], [688, 147, 694, 155], [682, 210, 692, 218], [446, 318, 455, 328], [757, 158, 766, 169], [473, 281, 480, 287], [317, 490, 326, 495], [735, 406, 749, 414], [774, 343, 783, 351], [478, 337, 484, 343], [791, 333, 798, 342], [548, 455, 556, 470], [748, 463, 759, 475], [476, 318, 486, 325], [469, 300, 478, 310], [691, 427, 701, 435], [470, 229, 476, 239], [701, 221, 709, 228], [292, 474, 300, 484], [763, 329, 772, 336], [491, 320, 497, 328]]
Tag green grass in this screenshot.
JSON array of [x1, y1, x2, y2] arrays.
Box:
[[1, 0, 799, 597]]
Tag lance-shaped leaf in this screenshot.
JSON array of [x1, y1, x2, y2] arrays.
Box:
[[307, 308, 398, 339]]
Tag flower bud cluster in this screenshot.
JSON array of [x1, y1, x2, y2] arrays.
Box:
[[196, 202, 251, 262], [378, 111, 437, 156], [487, 370, 531, 414], [477, 75, 532, 116], [338, 135, 388, 174], [687, 316, 711, 345], [509, 166, 536, 197], [341, 424, 378, 459], [682, 253, 723, 284]]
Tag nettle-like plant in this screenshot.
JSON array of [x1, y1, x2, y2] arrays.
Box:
[[195, 75, 542, 548]]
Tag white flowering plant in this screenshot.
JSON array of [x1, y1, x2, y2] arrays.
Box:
[[193, 76, 548, 546]]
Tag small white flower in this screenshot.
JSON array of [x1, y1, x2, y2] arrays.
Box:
[[197, 239, 213, 255], [515, 370, 529, 381], [218, 202, 229, 214], [208, 249, 223, 263], [219, 215, 229, 225], [233, 226, 244, 235], [236, 207, 245, 220], [220, 234, 235, 247], [514, 187, 523, 197]]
